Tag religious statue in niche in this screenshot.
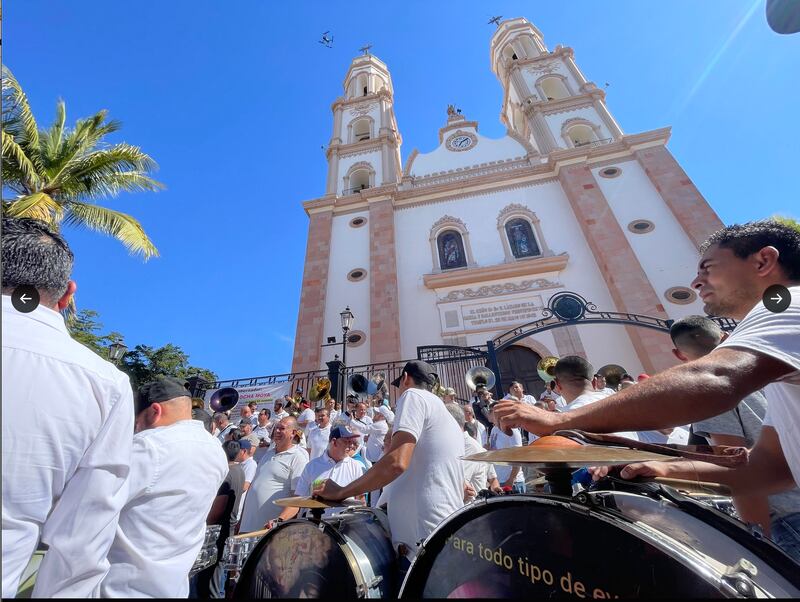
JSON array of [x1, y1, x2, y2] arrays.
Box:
[[506, 219, 540, 259], [438, 231, 467, 270]]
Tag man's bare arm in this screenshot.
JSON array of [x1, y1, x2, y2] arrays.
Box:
[[494, 348, 792, 436], [621, 427, 795, 496]]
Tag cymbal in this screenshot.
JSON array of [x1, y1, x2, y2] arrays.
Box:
[[274, 496, 362, 509], [463, 445, 673, 468]]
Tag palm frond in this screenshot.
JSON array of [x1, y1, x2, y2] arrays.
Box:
[[3, 192, 64, 223], [1, 66, 42, 169], [63, 201, 159, 259], [41, 100, 67, 163], [1, 130, 40, 189]]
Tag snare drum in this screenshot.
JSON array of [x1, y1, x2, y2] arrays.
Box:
[[222, 528, 268, 576], [189, 524, 222, 577], [400, 483, 800, 598], [233, 506, 396, 598]]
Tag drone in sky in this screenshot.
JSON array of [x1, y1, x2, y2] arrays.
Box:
[[319, 31, 334, 48], [488, 16, 502, 26]]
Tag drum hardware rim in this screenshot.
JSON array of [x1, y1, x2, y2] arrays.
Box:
[[296, 514, 386, 598]]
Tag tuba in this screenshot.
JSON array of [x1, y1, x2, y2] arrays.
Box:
[[308, 378, 332, 403], [347, 374, 369, 396], [465, 366, 496, 392], [536, 356, 559, 383], [209, 387, 239, 413]]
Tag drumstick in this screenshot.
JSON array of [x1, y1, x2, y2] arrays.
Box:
[[234, 527, 270, 539], [650, 477, 731, 496]]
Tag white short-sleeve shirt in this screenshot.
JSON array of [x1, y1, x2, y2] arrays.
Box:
[[238, 445, 309, 533], [463, 432, 497, 502], [101, 420, 228, 598], [717, 285, 800, 487], [2, 297, 135, 599], [560, 390, 640, 441], [386, 388, 464, 558], [308, 424, 332, 460], [294, 453, 365, 516], [490, 427, 525, 484], [365, 420, 390, 462]]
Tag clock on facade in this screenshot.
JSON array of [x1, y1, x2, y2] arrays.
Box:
[[445, 131, 477, 152]]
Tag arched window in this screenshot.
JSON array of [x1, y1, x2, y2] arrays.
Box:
[[540, 76, 571, 101], [350, 169, 370, 192], [505, 219, 540, 259], [502, 45, 518, 62], [352, 118, 371, 142], [437, 230, 467, 270], [357, 74, 368, 96], [567, 124, 597, 147], [343, 161, 375, 195], [496, 204, 551, 262]]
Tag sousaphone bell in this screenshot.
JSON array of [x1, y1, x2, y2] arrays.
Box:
[[348, 373, 385, 397], [309, 378, 332, 403], [537, 356, 559, 383], [465, 366, 496, 392], [209, 387, 239, 413]]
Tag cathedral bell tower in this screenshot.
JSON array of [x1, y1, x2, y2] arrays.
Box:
[[490, 18, 624, 155], [325, 52, 403, 197]]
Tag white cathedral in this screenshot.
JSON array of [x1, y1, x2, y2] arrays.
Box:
[[291, 17, 724, 392]]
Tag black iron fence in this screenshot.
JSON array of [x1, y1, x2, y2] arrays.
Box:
[[417, 345, 489, 403]]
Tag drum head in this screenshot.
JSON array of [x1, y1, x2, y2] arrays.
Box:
[[401, 496, 723, 598], [233, 520, 357, 598]]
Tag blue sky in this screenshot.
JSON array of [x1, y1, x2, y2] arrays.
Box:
[[6, 1, 798, 380]]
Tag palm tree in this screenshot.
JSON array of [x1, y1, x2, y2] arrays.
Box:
[[1, 65, 163, 258]]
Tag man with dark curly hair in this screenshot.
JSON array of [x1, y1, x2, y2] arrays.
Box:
[[494, 219, 800, 560]]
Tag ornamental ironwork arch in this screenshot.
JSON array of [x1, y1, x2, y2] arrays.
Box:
[[485, 291, 737, 397]]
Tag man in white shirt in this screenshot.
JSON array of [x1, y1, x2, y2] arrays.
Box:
[[240, 404, 257, 429], [295, 426, 366, 515], [102, 377, 228, 598], [364, 407, 390, 463], [308, 407, 333, 460], [238, 438, 259, 490], [504, 381, 537, 407], [314, 360, 464, 567], [214, 412, 236, 443], [253, 410, 272, 463], [297, 399, 317, 436], [462, 405, 489, 448], [1, 218, 135, 598], [551, 356, 639, 442], [324, 397, 340, 425], [273, 401, 290, 421], [444, 403, 502, 503], [238, 417, 309, 532], [488, 409, 526, 493], [349, 401, 373, 457], [493, 220, 800, 556], [592, 373, 616, 396]]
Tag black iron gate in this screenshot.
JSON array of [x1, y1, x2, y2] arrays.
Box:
[[485, 291, 736, 397], [416, 345, 489, 403]]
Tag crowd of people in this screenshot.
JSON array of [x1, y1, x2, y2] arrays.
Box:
[[2, 215, 799, 599]]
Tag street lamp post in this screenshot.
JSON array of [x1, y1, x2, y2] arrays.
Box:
[[340, 306, 355, 369], [108, 340, 128, 366]]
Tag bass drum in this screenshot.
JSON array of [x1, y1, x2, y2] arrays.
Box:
[[400, 484, 800, 598], [233, 506, 396, 598]]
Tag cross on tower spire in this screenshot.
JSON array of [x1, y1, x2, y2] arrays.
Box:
[[359, 44, 373, 55]]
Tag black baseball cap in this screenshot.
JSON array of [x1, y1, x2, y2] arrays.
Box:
[[135, 376, 191, 415], [390, 360, 438, 388]]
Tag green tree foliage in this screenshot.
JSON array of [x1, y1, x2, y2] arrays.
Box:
[[69, 309, 124, 356], [1, 65, 163, 259], [121, 344, 217, 389], [772, 215, 800, 233], [68, 309, 217, 388]]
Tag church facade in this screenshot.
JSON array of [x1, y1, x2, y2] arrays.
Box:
[[292, 17, 724, 389]]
